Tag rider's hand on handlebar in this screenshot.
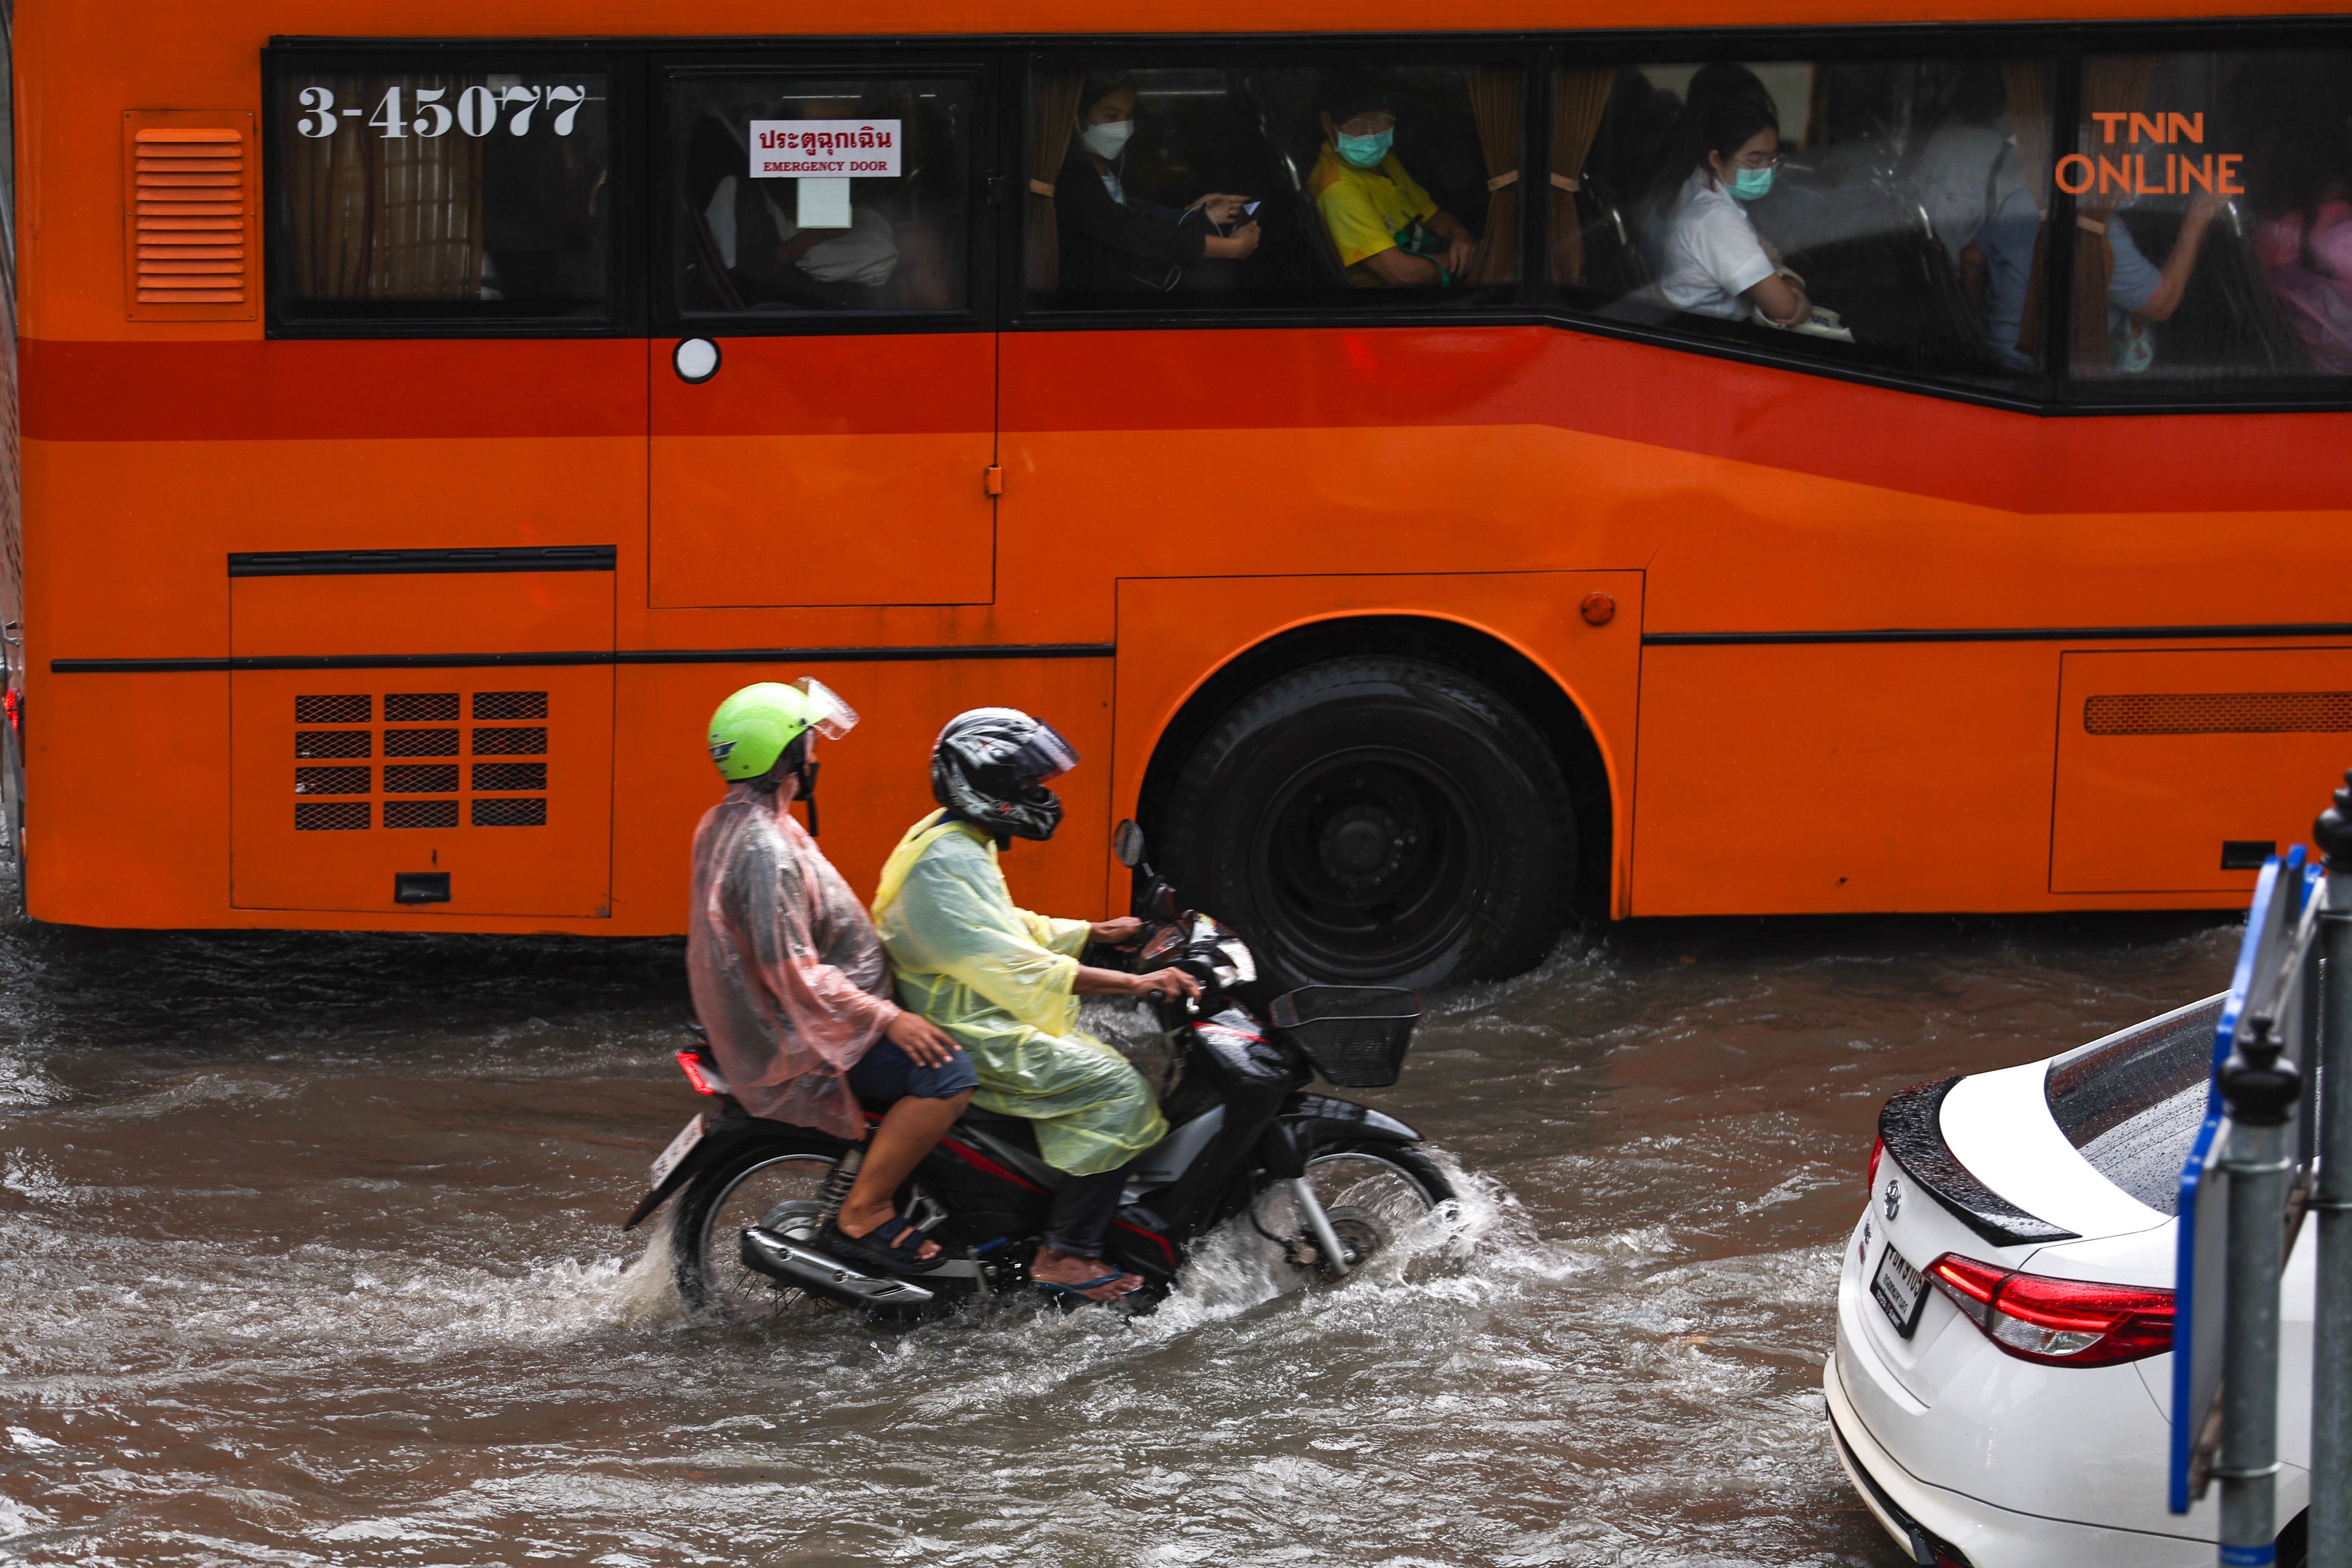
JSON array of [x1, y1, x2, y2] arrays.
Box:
[[1090, 916, 1145, 948], [1132, 967, 1203, 1004], [884, 1009, 963, 1069]]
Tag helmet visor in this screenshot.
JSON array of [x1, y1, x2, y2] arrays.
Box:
[[1008, 720, 1080, 782], [794, 677, 859, 741]]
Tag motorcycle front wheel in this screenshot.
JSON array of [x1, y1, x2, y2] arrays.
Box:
[[1275, 1139, 1463, 1275], [669, 1133, 847, 1322]]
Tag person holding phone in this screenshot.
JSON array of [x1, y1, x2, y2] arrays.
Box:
[[1054, 76, 1262, 295]]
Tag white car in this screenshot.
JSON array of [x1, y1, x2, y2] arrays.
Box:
[[1826, 994, 2317, 1568]]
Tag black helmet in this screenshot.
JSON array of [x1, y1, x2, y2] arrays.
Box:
[[931, 707, 1081, 844]]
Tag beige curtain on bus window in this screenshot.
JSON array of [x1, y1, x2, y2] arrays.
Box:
[[1465, 68, 1523, 286], [2069, 55, 2156, 376], [1548, 67, 1612, 287], [2001, 60, 2054, 361], [1027, 72, 1084, 295], [283, 76, 484, 300]]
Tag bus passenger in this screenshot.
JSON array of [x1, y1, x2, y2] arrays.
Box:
[[1311, 76, 1477, 287], [1056, 78, 1261, 293], [1657, 97, 1813, 326], [1968, 181, 2226, 373], [873, 708, 1201, 1304], [2245, 104, 2352, 373]]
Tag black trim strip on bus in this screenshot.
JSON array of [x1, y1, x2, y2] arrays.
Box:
[[49, 643, 1115, 674], [228, 547, 618, 577], [1644, 622, 2352, 647], [1879, 1076, 2078, 1249]]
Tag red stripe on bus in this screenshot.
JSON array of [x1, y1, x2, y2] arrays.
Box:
[[1001, 326, 2350, 517]]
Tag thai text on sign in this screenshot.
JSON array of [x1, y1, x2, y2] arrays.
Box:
[[749, 120, 901, 178]]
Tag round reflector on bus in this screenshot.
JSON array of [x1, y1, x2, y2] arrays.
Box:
[[674, 338, 721, 384]]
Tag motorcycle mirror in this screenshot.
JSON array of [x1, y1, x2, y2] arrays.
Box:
[[1113, 819, 1147, 870]]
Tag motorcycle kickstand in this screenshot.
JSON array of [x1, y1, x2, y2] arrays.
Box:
[[1288, 1177, 1353, 1279]]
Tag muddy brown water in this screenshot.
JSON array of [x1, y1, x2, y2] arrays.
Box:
[[0, 898, 2240, 1566]]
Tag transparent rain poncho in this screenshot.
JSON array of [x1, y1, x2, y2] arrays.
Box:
[[873, 811, 1167, 1177], [687, 783, 899, 1140]]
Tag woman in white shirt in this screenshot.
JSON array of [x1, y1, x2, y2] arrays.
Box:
[[1659, 97, 1811, 326]]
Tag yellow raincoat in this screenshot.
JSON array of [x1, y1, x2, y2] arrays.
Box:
[[873, 811, 1166, 1177]]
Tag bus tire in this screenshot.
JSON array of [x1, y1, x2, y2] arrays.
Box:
[[1158, 654, 1574, 989]]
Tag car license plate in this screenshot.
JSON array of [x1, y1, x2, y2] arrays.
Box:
[[1871, 1244, 1928, 1338], [648, 1112, 707, 1188]]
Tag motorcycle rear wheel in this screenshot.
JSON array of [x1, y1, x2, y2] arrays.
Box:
[[669, 1134, 847, 1322]]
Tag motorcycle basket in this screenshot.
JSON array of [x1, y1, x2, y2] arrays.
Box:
[[1268, 986, 1422, 1087]]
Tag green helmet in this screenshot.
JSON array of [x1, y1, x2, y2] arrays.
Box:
[[706, 678, 859, 781]]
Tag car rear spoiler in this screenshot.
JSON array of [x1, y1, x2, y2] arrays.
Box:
[[1880, 1076, 2079, 1249]]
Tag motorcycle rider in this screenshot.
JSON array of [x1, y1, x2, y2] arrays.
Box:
[[687, 679, 973, 1277], [873, 708, 1202, 1302]]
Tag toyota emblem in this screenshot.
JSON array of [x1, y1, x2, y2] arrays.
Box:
[[1881, 1178, 1902, 1222]]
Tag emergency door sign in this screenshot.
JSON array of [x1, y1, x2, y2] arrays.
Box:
[[748, 120, 901, 177]]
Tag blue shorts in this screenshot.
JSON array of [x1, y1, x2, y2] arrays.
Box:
[[845, 1034, 978, 1102]]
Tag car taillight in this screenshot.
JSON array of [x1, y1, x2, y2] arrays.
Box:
[[1925, 1253, 2174, 1367], [1866, 1136, 1884, 1192]]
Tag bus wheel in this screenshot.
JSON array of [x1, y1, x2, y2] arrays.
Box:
[[1159, 655, 1574, 989]]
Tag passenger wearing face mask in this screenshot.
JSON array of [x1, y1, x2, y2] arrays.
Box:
[[1309, 74, 1476, 288], [1658, 97, 1812, 326], [1054, 77, 1260, 295]]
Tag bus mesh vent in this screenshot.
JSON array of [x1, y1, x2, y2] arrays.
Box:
[[386, 692, 459, 721], [384, 765, 459, 794], [295, 694, 370, 724], [295, 766, 370, 796], [473, 726, 547, 756], [286, 689, 548, 834], [472, 763, 546, 792], [294, 729, 370, 759], [131, 128, 246, 305], [2085, 692, 2352, 736], [385, 727, 460, 757], [474, 691, 548, 720], [385, 799, 460, 829]]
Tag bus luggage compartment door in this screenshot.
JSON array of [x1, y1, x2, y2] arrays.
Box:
[[2050, 646, 2352, 894], [648, 332, 995, 608], [228, 565, 615, 918]]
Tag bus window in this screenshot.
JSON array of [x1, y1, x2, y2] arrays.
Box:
[[669, 75, 969, 315], [273, 65, 613, 322], [1024, 58, 1521, 311], [2062, 50, 2352, 391], [1556, 54, 2053, 389]]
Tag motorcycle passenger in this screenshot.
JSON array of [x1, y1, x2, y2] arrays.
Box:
[[687, 680, 972, 1278], [873, 708, 1202, 1303]]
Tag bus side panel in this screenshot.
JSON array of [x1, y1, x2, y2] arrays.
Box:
[[1109, 571, 1643, 919], [25, 671, 230, 925], [1631, 641, 2069, 916], [609, 656, 1116, 935]]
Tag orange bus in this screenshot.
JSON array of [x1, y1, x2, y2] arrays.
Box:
[[8, 1, 2351, 988]]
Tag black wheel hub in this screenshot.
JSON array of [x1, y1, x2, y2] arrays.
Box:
[[1253, 749, 1477, 982]]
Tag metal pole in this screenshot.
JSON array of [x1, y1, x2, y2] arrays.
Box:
[[2218, 1011, 2301, 1567], [2309, 779, 2352, 1568]]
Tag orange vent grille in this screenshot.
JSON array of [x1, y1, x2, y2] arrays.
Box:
[[2084, 691, 2352, 736], [132, 128, 247, 305]]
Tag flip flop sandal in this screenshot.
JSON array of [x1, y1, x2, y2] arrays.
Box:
[[1032, 1269, 1142, 1302], [818, 1215, 946, 1276]]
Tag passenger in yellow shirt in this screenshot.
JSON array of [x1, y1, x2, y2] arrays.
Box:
[[1309, 76, 1478, 288]]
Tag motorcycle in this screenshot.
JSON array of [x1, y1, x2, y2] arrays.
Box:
[[622, 819, 1461, 1320]]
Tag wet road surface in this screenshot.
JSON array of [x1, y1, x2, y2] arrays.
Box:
[[0, 896, 2239, 1566]]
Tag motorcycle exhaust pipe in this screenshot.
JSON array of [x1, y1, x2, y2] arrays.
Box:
[[739, 1226, 938, 1306]]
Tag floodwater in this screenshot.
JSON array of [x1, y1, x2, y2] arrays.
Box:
[[0, 884, 2240, 1567]]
